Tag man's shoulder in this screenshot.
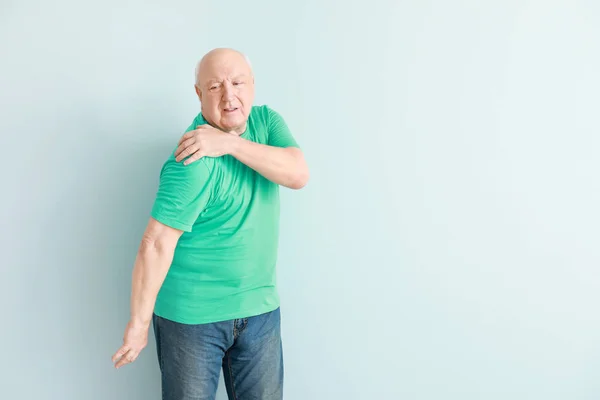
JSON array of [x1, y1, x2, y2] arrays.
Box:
[[251, 104, 284, 128], [159, 152, 214, 181], [185, 112, 206, 131], [251, 104, 271, 114]]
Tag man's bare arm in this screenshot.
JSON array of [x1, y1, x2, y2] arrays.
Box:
[[129, 217, 183, 326], [228, 136, 309, 189], [175, 125, 309, 190], [112, 217, 182, 368]]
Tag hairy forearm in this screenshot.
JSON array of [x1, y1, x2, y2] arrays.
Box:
[[228, 136, 309, 189], [129, 237, 177, 328]]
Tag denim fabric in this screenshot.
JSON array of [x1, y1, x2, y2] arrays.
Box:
[[152, 307, 283, 400]]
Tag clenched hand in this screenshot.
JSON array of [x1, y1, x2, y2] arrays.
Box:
[[175, 125, 236, 165]]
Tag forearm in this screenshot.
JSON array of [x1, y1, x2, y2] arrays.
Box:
[[228, 136, 309, 189], [129, 237, 177, 328]]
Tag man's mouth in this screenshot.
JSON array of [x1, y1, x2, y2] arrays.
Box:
[[224, 107, 238, 113]]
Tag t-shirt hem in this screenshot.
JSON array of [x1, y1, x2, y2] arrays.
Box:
[[153, 302, 281, 325]]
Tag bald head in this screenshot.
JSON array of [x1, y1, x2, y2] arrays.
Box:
[[195, 48, 253, 86], [193, 48, 256, 135]]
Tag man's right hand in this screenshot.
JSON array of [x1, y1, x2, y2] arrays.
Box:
[[111, 319, 149, 369], [174, 125, 238, 165]]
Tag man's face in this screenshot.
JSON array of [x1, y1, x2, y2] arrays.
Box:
[[195, 52, 255, 134]]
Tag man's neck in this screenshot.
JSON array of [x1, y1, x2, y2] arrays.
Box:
[[229, 123, 247, 136], [202, 115, 246, 136]]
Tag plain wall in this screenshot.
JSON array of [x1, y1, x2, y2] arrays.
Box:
[[1, 1, 599, 399]]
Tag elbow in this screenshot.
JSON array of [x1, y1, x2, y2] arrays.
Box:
[[288, 168, 310, 190], [139, 235, 161, 256], [139, 232, 178, 256], [136, 217, 183, 259], [284, 148, 310, 190]]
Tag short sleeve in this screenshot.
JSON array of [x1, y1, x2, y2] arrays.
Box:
[[150, 126, 213, 233], [267, 107, 300, 148]]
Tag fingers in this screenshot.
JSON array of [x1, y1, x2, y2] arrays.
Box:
[[178, 129, 195, 144], [112, 346, 140, 369], [175, 138, 196, 157], [115, 349, 138, 369], [183, 151, 204, 165], [175, 138, 197, 160], [178, 125, 210, 144], [175, 143, 199, 163], [111, 345, 128, 363]]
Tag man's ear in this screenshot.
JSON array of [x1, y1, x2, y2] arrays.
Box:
[[194, 85, 202, 102]]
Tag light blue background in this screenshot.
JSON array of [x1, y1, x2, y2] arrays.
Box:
[[1, 1, 599, 399]]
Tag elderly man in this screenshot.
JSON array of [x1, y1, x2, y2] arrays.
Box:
[[111, 48, 309, 400]]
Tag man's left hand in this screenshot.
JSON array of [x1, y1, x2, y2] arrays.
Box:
[[175, 125, 236, 165]]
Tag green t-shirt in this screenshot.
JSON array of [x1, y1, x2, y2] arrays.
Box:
[[150, 105, 299, 324]]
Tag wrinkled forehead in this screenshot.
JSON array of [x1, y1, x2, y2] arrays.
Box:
[[198, 53, 252, 86]]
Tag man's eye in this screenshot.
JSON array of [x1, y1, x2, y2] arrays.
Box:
[[233, 82, 243, 86]]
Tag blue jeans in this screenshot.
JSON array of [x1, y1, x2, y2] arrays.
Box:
[[152, 307, 284, 400]]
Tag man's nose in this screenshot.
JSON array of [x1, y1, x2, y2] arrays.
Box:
[[222, 82, 235, 101]]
